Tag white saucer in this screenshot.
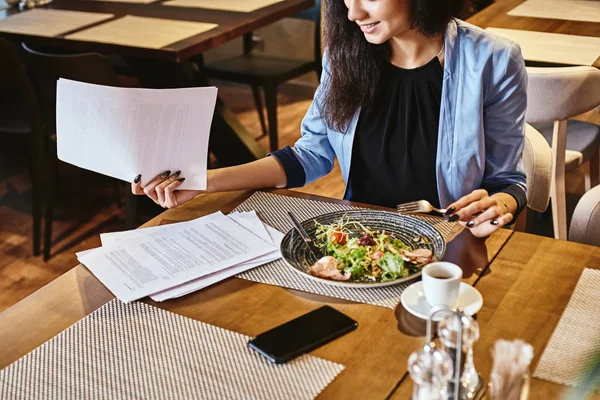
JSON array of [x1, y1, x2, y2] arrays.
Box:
[[400, 281, 483, 321]]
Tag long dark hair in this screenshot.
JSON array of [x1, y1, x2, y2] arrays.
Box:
[[321, 0, 463, 131]]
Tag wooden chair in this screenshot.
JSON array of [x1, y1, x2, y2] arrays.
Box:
[[569, 184, 600, 246], [203, 0, 322, 152], [21, 43, 138, 260], [525, 66, 600, 240], [514, 124, 553, 232], [0, 38, 45, 256]]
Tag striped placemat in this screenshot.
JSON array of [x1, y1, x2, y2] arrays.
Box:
[[0, 299, 344, 400], [534, 268, 600, 387], [232, 191, 456, 309]]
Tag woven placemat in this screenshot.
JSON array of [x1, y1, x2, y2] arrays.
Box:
[[232, 192, 457, 309], [534, 268, 600, 387], [0, 299, 344, 400]]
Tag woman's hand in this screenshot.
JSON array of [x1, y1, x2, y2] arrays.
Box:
[[131, 171, 202, 209], [445, 189, 515, 238]]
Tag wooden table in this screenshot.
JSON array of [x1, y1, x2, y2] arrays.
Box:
[[0, 0, 314, 165], [0, 0, 313, 61], [390, 231, 600, 399], [0, 189, 513, 399], [467, 0, 600, 68]]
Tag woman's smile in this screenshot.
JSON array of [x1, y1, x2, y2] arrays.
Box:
[[359, 22, 380, 34]]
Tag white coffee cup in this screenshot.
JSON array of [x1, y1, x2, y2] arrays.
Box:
[[422, 262, 463, 308]]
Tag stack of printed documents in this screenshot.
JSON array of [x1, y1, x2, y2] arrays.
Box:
[[77, 211, 283, 303]]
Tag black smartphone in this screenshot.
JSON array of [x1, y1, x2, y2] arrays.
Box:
[[248, 306, 358, 364]]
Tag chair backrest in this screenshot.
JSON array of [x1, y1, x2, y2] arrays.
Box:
[[522, 124, 552, 212], [525, 66, 600, 123], [0, 38, 42, 134], [295, 0, 321, 23], [569, 184, 600, 246], [21, 43, 120, 127]]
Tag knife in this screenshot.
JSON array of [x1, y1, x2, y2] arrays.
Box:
[[287, 211, 324, 262]]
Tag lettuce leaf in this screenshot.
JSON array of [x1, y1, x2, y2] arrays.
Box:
[[377, 253, 407, 281]]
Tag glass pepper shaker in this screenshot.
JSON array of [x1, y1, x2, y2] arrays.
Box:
[[407, 343, 454, 400], [437, 312, 482, 399]]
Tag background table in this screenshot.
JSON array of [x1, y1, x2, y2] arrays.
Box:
[[0, 189, 512, 399], [0, 0, 314, 165], [0, 0, 312, 61], [467, 0, 600, 68]]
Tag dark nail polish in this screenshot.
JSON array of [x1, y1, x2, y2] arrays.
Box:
[[448, 214, 459, 222], [171, 170, 181, 179], [466, 220, 475, 227], [133, 174, 141, 184], [491, 220, 499, 225], [178, 177, 186, 182], [160, 170, 171, 179], [444, 207, 455, 216]]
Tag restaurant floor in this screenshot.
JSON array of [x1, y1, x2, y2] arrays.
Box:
[[0, 81, 596, 313]]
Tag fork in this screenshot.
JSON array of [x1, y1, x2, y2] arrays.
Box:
[[397, 200, 447, 215]]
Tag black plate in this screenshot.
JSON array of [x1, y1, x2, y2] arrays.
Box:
[[280, 210, 446, 288]]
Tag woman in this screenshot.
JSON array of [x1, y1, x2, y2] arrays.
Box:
[[132, 0, 528, 238]]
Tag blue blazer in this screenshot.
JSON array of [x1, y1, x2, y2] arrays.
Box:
[[272, 19, 527, 207]]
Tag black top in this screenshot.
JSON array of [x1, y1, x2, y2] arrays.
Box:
[[349, 57, 443, 208]]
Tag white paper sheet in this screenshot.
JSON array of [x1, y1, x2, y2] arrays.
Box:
[[79, 211, 277, 303], [100, 211, 267, 246], [228, 211, 272, 243], [151, 223, 284, 301], [56, 79, 217, 190], [96, 211, 283, 301], [75, 247, 99, 258]]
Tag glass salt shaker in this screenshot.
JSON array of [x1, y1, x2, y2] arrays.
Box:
[[407, 343, 454, 400], [437, 312, 482, 399]]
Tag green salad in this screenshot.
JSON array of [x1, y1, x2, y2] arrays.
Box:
[[309, 216, 433, 282]]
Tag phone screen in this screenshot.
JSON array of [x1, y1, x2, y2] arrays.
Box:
[[248, 306, 358, 363]]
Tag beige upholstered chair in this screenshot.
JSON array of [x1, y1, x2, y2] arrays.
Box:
[[514, 124, 553, 231], [569, 185, 600, 246], [525, 66, 600, 240]]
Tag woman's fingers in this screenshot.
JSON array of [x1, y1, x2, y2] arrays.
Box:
[[130, 170, 171, 204], [446, 189, 516, 238], [455, 197, 497, 223], [130, 170, 197, 209], [155, 171, 182, 207], [447, 196, 496, 223], [464, 205, 500, 228], [445, 189, 488, 220], [494, 212, 514, 227], [163, 178, 186, 208], [144, 170, 171, 204], [131, 174, 143, 195], [467, 212, 513, 237]]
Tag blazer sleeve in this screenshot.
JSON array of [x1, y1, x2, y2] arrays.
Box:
[[482, 41, 528, 198], [269, 52, 336, 188]]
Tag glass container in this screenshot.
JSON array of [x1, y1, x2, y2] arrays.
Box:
[[407, 343, 454, 400], [438, 313, 481, 399]]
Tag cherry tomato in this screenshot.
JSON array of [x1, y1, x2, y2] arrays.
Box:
[[330, 230, 347, 245]]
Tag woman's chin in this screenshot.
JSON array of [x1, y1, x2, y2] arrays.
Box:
[[363, 33, 387, 45]]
